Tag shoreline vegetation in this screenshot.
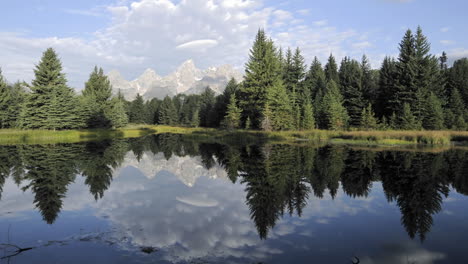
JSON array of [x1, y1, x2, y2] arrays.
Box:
[[2, 125, 468, 146]]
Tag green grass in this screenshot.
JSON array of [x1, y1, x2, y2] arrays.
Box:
[[1, 125, 468, 146]]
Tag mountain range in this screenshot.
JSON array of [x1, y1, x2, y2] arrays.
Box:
[[107, 59, 243, 100]]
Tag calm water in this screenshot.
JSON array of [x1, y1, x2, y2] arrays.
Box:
[[0, 134, 467, 264]]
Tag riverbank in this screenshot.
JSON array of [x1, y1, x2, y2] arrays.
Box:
[[1, 125, 468, 146]]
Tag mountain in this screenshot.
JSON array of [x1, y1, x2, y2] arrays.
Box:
[[114, 151, 229, 187], [107, 60, 243, 100]]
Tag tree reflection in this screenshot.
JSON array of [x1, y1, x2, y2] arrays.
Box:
[[0, 135, 466, 241]]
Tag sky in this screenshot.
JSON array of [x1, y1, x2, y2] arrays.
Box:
[[1, 0, 467, 89]]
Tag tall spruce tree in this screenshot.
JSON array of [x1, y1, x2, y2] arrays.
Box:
[[377, 56, 398, 117], [393, 30, 417, 116], [449, 58, 468, 105], [339, 57, 364, 127], [304, 57, 326, 100], [325, 54, 339, 84], [105, 97, 128, 128], [19, 48, 80, 129], [129, 94, 146, 124], [158, 95, 178, 125], [399, 103, 421, 130], [0, 71, 24, 128], [81, 66, 114, 127], [318, 80, 349, 130], [238, 29, 292, 130], [423, 92, 445, 130], [301, 99, 315, 130], [222, 94, 242, 130]]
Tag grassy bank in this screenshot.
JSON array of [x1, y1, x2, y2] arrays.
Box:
[[1, 125, 468, 146]]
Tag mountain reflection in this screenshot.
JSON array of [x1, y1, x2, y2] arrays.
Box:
[[0, 134, 467, 241]]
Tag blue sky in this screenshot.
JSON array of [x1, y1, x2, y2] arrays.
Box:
[[1, 0, 467, 89]]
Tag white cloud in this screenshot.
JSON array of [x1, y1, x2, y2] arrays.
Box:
[[0, 0, 371, 89], [440, 27, 450, 33], [175, 39, 219, 51], [440, 40, 455, 46]]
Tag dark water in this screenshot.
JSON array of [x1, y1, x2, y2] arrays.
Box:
[[0, 134, 467, 264]]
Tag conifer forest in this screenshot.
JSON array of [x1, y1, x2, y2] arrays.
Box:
[[1, 27, 468, 132]]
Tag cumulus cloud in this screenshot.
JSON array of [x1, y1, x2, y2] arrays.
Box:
[[0, 0, 374, 89]]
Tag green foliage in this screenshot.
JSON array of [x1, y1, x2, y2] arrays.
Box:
[[0, 72, 25, 128], [423, 93, 445, 130], [129, 93, 146, 124], [105, 97, 129, 128], [339, 57, 364, 127], [222, 94, 242, 130], [324, 54, 339, 84], [19, 48, 80, 130], [158, 96, 178, 125], [238, 29, 290, 130], [449, 58, 468, 105], [318, 80, 349, 130], [399, 103, 421, 130], [360, 104, 378, 131], [199, 87, 216, 127], [301, 99, 315, 130]]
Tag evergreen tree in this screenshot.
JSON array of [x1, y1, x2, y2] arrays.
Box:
[[304, 57, 326, 99], [339, 57, 364, 127], [301, 99, 315, 130], [318, 80, 349, 130], [129, 93, 146, 123], [19, 48, 80, 129], [222, 94, 242, 130], [360, 104, 378, 130], [0, 73, 25, 128], [448, 58, 468, 105], [158, 95, 178, 125], [324, 54, 339, 84], [446, 89, 466, 130], [399, 103, 421, 130], [423, 92, 445, 130], [377, 56, 398, 117], [393, 29, 417, 116], [81, 66, 114, 128], [199, 87, 216, 127], [105, 97, 129, 128], [238, 29, 292, 130], [360, 55, 377, 105]]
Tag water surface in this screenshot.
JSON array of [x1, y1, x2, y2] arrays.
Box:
[[0, 135, 467, 263]]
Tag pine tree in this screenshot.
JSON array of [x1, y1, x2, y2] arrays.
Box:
[[19, 48, 80, 130], [199, 87, 216, 127], [325, 54, 339, 84], [304, 57, 326, 99], [158, 96, 178, 125], [238, 29, 292, 130], [339, 57, 364, 127], [377, 56, 398, 117], [393, 29, 417, 116], [448, 58, 468, 105], [319, 80, 349, 130], [422, 92, 444, 130], [0, 71, 23, 128], [222, 94, 242, 130], [360, 104, 378, 131], [81, 66, 114, 128], [301, 99, 315, 130], [129, 93, 146, 124], [446, 89, 466, 130], [105, 97, 128, 128], [237, 29, 271, 129], [83, 66, 112, 103], [360, 54, 377, 104], [400, 103, 421, 130]]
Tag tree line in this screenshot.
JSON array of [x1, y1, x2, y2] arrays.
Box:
[[1, 26, 468, 131], [1, 135, 466, 240]]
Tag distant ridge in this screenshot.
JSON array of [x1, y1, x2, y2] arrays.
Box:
[[107, 59, 243, 100]]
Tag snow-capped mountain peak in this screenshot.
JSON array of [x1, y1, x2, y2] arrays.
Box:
[[107, 60, 243, 100]]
